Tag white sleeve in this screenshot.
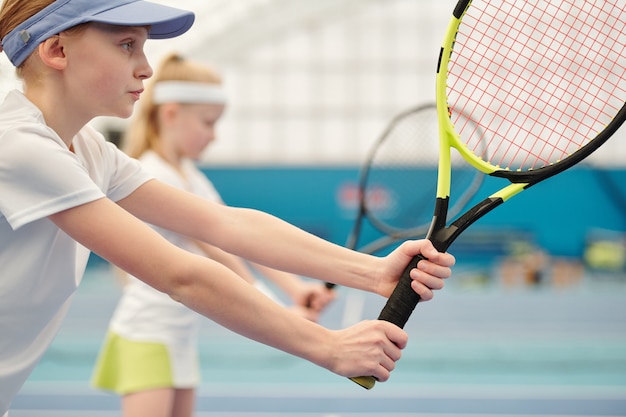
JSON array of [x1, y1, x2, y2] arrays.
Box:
[[0, 124, 104, 230], [74, 124, 154, 203]]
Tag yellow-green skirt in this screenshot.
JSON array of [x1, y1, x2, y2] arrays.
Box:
[[91, 331, 197, 395]]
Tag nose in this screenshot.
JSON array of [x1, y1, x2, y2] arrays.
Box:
[[205, 128, 217, 145], [135, 53, 154, 80]]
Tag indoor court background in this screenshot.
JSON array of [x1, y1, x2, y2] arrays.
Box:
[[1, 0, 625, 416]]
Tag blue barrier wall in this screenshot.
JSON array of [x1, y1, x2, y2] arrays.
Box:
[[202, 166, 626, 259]]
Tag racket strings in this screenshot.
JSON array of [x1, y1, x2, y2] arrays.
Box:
[[365, 108, 440, 231], [448, 0, 626, 172], [364, 106, 485, 234]]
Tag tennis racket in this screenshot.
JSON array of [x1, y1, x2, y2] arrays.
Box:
[[326, 103, 484, 292], [350, 0, 626, 390]]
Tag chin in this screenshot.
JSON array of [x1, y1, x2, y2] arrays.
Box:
[[110, 107, 135, 119]]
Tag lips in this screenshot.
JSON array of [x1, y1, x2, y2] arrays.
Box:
[[130, 89, 144, 100]]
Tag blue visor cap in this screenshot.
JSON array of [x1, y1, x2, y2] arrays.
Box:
[[2, 0, 195, 67]]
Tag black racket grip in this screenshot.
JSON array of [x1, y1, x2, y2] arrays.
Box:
[[348, 254, 423, 390], [377, 254, 423, 327]]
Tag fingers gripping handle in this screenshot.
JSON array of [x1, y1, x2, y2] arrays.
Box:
[[349, 255, 424, 389]]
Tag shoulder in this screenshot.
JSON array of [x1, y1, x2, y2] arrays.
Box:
[[138, 151, 186, 187], [75, 124, 115, 151], [0, 90, 43, 128], [0, 91, 62, 150], [74, 124, 137, 170]]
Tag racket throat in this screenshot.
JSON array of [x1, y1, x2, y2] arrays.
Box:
[[429, 196, 504, 252], [426, 197, 451, 251]]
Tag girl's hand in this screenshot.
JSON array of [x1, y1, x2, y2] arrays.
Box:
[[378, 239, 455, 300], [294, 282, 336, 314], [322, 320, 408, 382]]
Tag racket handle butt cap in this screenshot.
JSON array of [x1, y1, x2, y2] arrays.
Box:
[[349, 375, 376, 390]]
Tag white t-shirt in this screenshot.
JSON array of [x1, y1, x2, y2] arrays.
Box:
[[0, 90, 152, 414], [108, 151, 222, 344]]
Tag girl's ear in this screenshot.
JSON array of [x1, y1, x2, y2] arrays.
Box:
[[38, 36, 67, 70], [158, 102, 181, 125]]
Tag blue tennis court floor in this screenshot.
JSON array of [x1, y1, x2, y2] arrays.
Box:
[[11, 263, 626, 416]]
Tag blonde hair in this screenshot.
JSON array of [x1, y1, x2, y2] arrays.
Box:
[[0, 0, 53, 39], [0, 0, 51, 76], [123, 52, 223, 158]]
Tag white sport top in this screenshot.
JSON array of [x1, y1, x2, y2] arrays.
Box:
[[0, 90, 152, 414]]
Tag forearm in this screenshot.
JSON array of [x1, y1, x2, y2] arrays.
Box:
[[177, 255, 333, 367], [195, 241, 286, 304], [204, 207, 379, 292], [194, 240, 257, 284], [251, 262, 306, 300]]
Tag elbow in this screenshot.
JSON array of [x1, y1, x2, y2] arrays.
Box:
[[146, 252, 198, 301], [167, 264, 196, 302]]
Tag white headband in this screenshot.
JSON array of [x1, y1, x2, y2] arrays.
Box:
[[152, 81, 227, 105]]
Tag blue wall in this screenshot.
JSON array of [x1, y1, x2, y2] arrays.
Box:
[[202, 166, 626, 259]]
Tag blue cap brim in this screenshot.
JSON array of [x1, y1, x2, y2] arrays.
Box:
[[88, 2, 195, 39]]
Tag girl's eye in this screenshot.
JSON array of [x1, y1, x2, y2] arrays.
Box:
[[121, 41, 134, 51]]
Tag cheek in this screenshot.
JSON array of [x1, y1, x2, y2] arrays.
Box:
[[193, 123, 215, 145], [180, 128, 211, 157], [74, 66, 121, 101], [71, 49, 118, 85]]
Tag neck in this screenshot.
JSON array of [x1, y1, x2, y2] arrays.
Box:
[[24, 85, 91, 147], [152, 143, 184, 171]]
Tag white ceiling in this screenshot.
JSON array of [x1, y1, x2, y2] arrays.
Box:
[[145, 0, 369, 63]]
